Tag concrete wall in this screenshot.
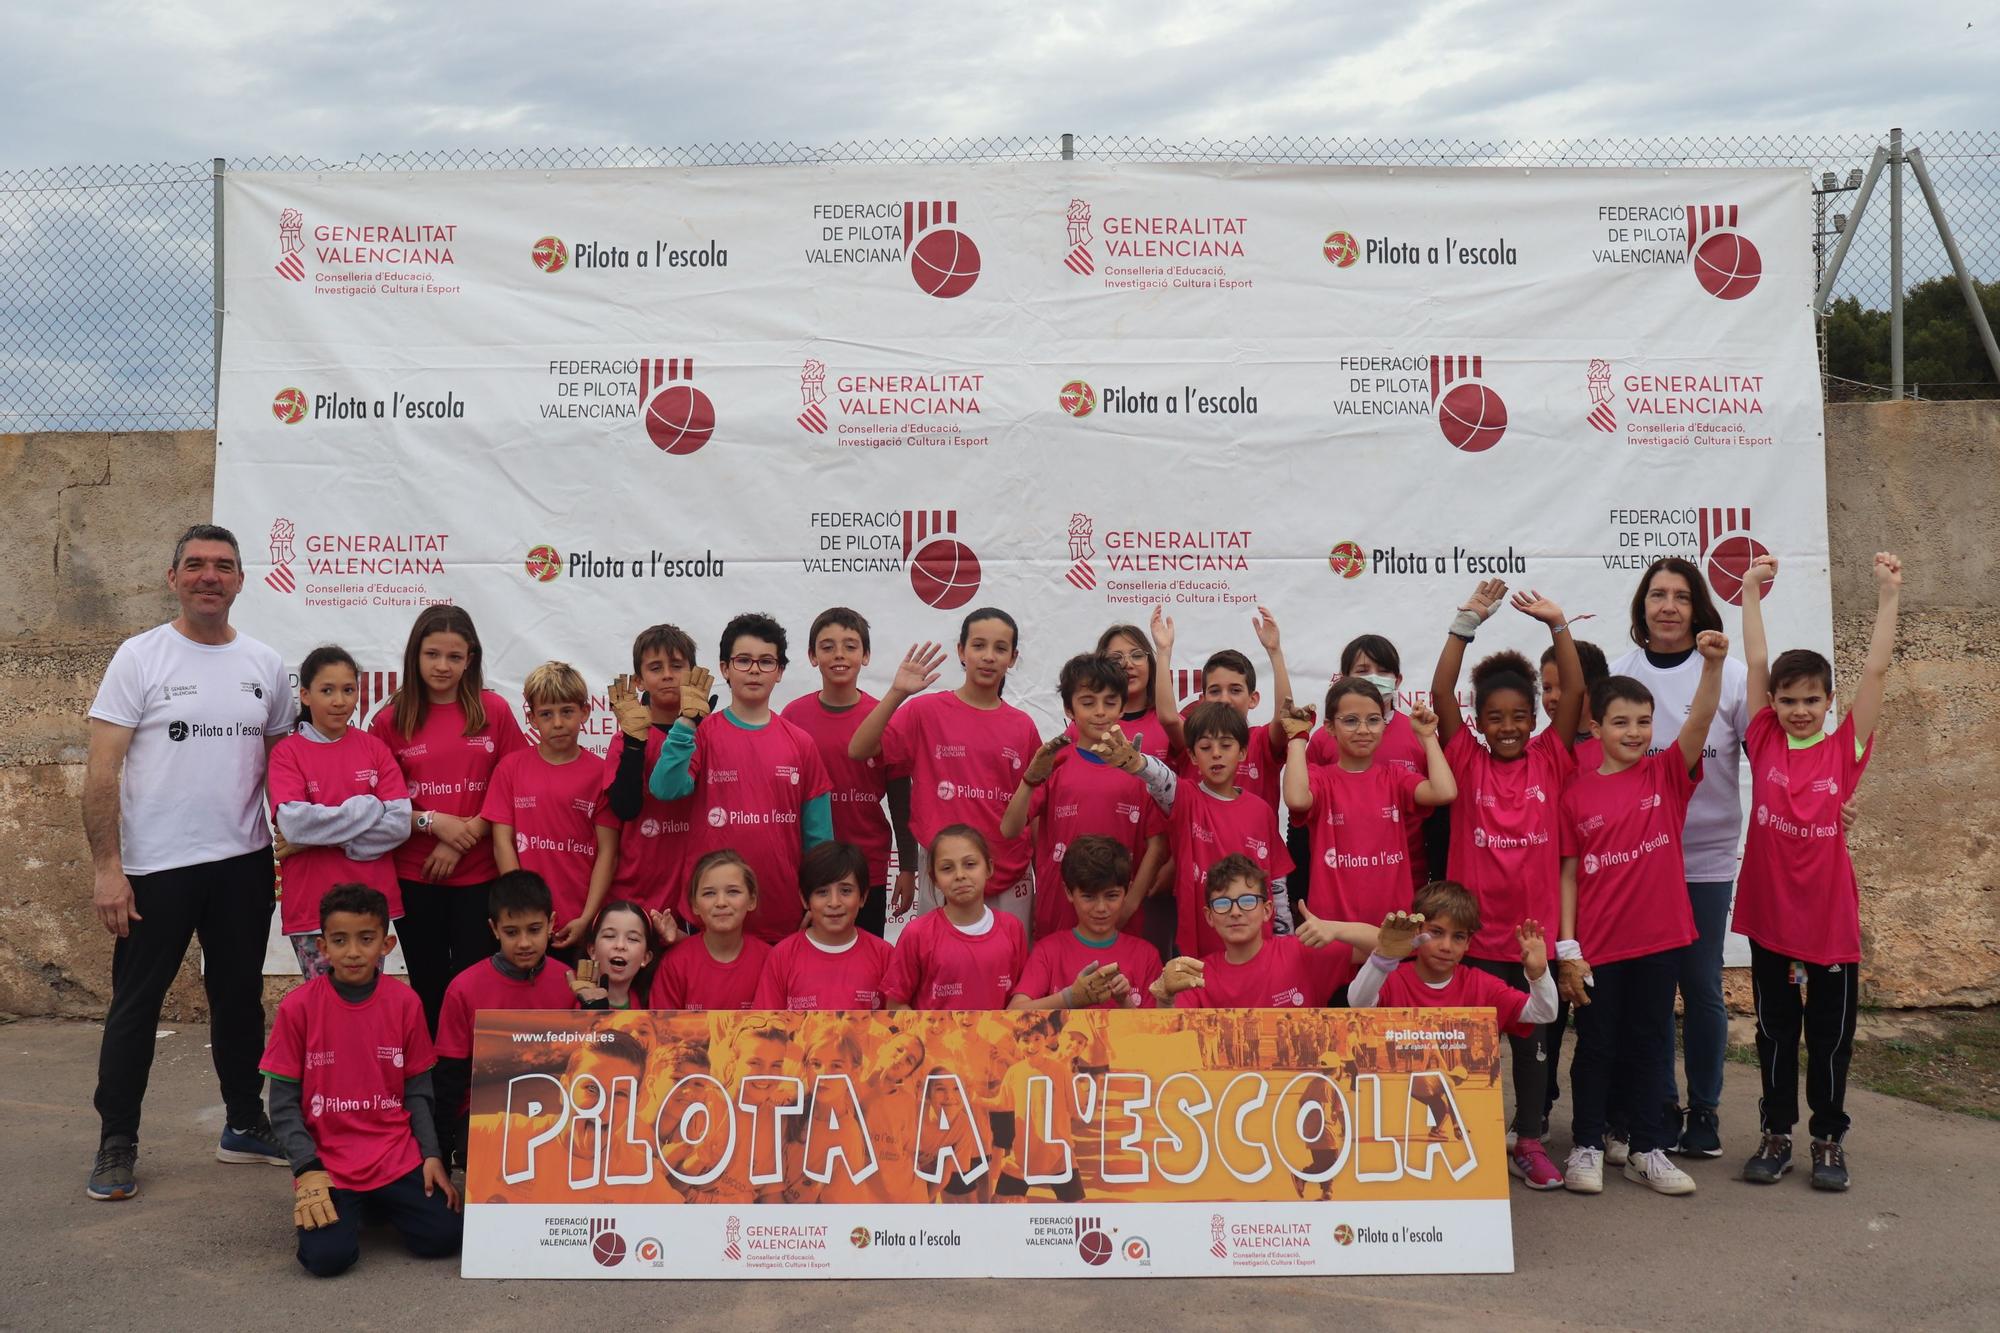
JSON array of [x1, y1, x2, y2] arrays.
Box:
[[1, 410, 1996, 1016]]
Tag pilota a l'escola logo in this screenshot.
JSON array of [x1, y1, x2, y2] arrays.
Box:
[[532, 236, 569, 273], [272, 387, 309, 424], [524, 544, 562, 582], [1322, 230, 1360, 267], [1327, 540, 1366, 579]]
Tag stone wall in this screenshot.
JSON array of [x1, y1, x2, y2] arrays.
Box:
[[0, 409, 1995, 1016]]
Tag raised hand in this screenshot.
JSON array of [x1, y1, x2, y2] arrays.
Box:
[[647, 908, 681, 945], [1748, 554, 1779, 588], [1276, 697, 1316, 742], [1696, 629, 1731, 662], [1376, 910, 1425, 960], [1023, 735, 1071, 787], [1088, 723, 1142, 773], [1294, 904, 1338, 949], [1874, 551, 1903, 590], [1461, 578, 1509, 622], [607, 673, 652, 737], [1508, 588, 1566, 627], [1408, 701, 1440, 742], [891, 642, 947, 698], [1253, 604, 1283, 652], [1149, 604, 1176, 656], [678, 665, 716, 723], [1516, 918, 1549, 979]]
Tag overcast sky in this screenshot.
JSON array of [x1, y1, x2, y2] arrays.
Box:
[[5, 0, 1996, 167]]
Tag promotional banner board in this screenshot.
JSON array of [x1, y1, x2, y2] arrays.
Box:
[[461, 1007, 1512, 1278], [217, 163, 1826, 968]]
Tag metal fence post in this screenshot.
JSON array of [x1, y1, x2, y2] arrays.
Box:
[[1813, 146, 1887, 311], [1061, 132, 1074, 162], [1908, 148, 2000, 389], [1889, 127, 1903, 398], [211, 157, 225, 429]]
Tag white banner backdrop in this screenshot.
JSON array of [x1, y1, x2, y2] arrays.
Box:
[[217, 164, 1828, 969]]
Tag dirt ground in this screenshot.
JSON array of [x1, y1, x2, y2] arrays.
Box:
[[4, 1017, 1997, 1331]]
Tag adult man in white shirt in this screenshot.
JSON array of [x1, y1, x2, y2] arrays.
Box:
[[84, 525, 295, 1200]]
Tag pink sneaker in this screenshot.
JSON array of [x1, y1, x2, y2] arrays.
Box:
[[1509, 1137, 1565, 1191]]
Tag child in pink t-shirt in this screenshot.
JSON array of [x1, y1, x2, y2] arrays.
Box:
[[1009, 835, 1163, 1011], [597, 623, 703, 921], [1557, 629, 1729, 1199], [1148, 603, 1295, 808], [649, 613, 834, 943], [270, 647, 412, 976], [1305, 634, 1434, 893], [1000, 652, 1167, 940], [848, 608, 1041, 931], [1149, 856, 1375, 1009], [883, 826, 1028, 1010], [1428, 581, 1584, 1185], [755, 842, 893, 1011], [652, 850, 772, 1012], [1733, 552, 1901, 1192]]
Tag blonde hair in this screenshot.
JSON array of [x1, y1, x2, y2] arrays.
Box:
[[522, 660, 588, 709]]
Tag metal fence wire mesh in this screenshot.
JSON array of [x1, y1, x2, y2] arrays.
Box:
[[3, 131, 1996, 431]]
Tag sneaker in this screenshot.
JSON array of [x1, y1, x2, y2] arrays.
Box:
[[1563, 1146, 1604, 1194], [217, 1112, 288, 1166], [87, 1136, 139, 1201], [1742, 1132, 1793, 1184], [1605, 1131, 1631, 1167], [1810, 1138, 1850, 1192], [1509, 1138, 1565, 1191], [1676, 1106, 1724, 1158], [1624, 1147, 1698, 1195]]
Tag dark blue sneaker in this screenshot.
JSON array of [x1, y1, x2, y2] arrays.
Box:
[[87, 1136, 139, 1200], [1676, 1106, 1724, 1158], [217, 1112, 288, 1165]]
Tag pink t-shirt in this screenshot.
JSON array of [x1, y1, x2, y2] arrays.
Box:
[[1573, 735, 1604, 773], [882, 692, 1040, 892], [593, 727, 697, 918], [368, 692, 527, 887], [782, 692, 903, 886], [753, 931, 893, 1011], [686, 714, 833, 943], [268, 728, 410, 935], [1172, 936, 1356, 1008], [1166, 784, 1294, 958], [1014, 930, 1164, 1010], [260, 974, 435, 1191], [1559, 750, 1702, 966], [1026, 751, 1167, 938], [1444, 727, 1575, 960], [435, 957, 576, 1061], [882, 909, 1028, 1010], [1378, 961, 1535, 1036], [1733, 712, 1873, 965], [652, 934, 772, 1012], [1064, 708, 1171, 761], [1309, 711, 1430, 889], [479, 748, 606, 926], [1300, 762, 1424, 928]]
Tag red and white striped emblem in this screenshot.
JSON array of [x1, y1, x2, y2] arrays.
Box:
[[638, 357, 692, 402], [275, 253, 305, 282], [902, 509, 957, 560], [904, 200, 958, 250], [1685, 204, 1741, 252], [264, 565, 295, 593], [797, 404, 827, 433], [1429, 354, 1483, 401], [1588, 403, 1616, 433], [1065, 560, 1096, 590], [1698, 506, 1751, 555]]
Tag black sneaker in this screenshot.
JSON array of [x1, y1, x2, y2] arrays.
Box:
[[217, 1111, 288, 1165], [1742, 1132, 1793, 1184], [87, 1136, 139, 1201], [1810, 1138, 1850, 1191], [1677, 1106, 1724, 1158]]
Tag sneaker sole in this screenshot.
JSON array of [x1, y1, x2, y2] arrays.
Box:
[[1562, 1177, 1604, 1195], [1624, 1168, 1697, 1195], [1743, 1163, 1793, 1183], [1508, 1159, 1566, 1191], [86, 1181, 138, 1201], [215, 1147, 289, 1165], [1810, 1176, 1851, 1192]]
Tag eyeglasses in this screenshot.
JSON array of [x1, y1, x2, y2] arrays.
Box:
[[1207, 893, 1266, 914], [727, 655, 782, 673], [1106, 650, 1151, 666], [1335, 714, 1386, 731]]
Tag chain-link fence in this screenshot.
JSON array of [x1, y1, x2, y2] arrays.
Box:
[[4, 130, 1995, 431]]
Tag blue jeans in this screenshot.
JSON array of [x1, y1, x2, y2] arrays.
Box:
[[1674, 879, 1734, 1113], [296, 1166, 462, 1277]]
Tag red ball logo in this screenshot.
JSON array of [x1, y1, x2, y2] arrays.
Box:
[[1059, 380, 1097, 417], [532, 236, 569, 273], [1704, 533, 1772, 606], [524, 544, 562, 582], [1332, 1223, 1355, 1246], [1323, 230, 1360, 267], [1437, 382, 1508, 453], [1328, 540, 1366, 579], [909, 229, 981, 298], [591, 1229, 627, 1267], [1077, 1227, 1113, 1266], [271, 387, 308, 424], [644, 385, 717, 455], [909, 538, 982, 610], [1693, 232, 1761, 301]]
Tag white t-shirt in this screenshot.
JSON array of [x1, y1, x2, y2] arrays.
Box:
[[89, 622, 295, 875], [1607, 646, 1750, 883]]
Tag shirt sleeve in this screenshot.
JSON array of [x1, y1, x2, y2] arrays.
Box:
[[258, 994, 305, 1080], [1393, 766, 1425, 815], [649, 721, 699, 801], [477, 756, 515, 826], [1558, 792, 1581, 858], [264, 655, 299, 735], [749, 950, 785, 1009], [1265, 800, 1295, 880], [404, 997, 438, 1076], [265, 1077, 323, 1175], [1518, 969, 1559, 1027], [435, 980, 473, 1059], [1014, 938, 1056, 1002], [266, 740, 308, 815], [880, 701, 919, 773], [1346, 956, 1392, 1007], [881, 925, 924, 1006], [88, 640, 147, 727]]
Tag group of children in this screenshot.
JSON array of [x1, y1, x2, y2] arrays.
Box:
[[262, 552, 1904, 1273]]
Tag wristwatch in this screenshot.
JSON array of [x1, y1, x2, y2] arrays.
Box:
[[415, 811, 434, 834]]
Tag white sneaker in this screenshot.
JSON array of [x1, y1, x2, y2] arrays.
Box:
[[1623, 1148, 1697, 1195], [1605, 1131, 1631, 1167], [1506, 1130, 1518, 1152], [1563, 1146, 1604, 1194]]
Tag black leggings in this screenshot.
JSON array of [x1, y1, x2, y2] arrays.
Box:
[[1750, 941, 1861, 1141], [397, 878, 497, 1034], [1465, 956, 1551, 1139]]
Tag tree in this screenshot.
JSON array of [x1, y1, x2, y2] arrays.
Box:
[[1825, 276, 2000, 398]]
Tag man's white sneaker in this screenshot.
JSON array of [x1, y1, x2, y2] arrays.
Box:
[[1563, 1146, 1604, 1194], [1623, 1148, 1697, 1195], [1605, 1131, 1631, 1167]]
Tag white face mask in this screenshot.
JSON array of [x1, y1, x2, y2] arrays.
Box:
[[1362, 673, 1399, 704]]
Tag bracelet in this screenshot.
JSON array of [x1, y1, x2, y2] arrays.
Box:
[[1555, 939, 1583, 961], [1551, 620, 1571, 636], [1449, 609, 1483, 640]]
